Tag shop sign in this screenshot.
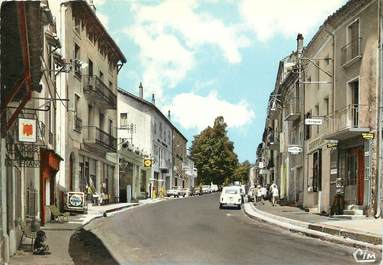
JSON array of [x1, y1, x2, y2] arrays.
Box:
[[259, 162, 264, 169], [18, 118, 37, 143], [330, 168, 337, 175], [144, 159, 152, 168], [362, 132, 374, 140], [305, 118, 323, 125], [288, 146, 302, 154], [66, 192, 85, 211]]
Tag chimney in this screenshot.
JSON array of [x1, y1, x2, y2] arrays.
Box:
[[89, 0, 96, 12], [152, 94, 155, 105], [297, 33, 304, 58], [168, 110, 171, 120], [139, 82, 143, 99]]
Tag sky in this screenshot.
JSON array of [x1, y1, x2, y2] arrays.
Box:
[[93, 0, 346, 163]]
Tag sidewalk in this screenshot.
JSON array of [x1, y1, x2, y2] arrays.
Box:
[[244, 201, 383, 250], [9, 202, 139, 265]]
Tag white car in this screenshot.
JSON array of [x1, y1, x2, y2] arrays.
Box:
[[219, 186, 242, 209], [210, 184, 219, 192], [167, 187, 179, 197], [201, 185, 211, 194]]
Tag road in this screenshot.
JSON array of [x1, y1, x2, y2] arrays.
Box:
[[80, 193, 361, 265]]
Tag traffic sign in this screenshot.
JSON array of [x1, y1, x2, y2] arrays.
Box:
[[305, 118, 323, 125], [143, 159, 152, 168], [362, 132, 374, 140]]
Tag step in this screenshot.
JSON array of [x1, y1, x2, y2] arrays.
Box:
[[345, 204, 363, 211], [343, 209, 364, 216], [308, 207, 319, 214], [332, 214, 366, 220]]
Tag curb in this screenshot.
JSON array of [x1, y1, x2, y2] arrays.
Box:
[[244, 203, 382, 251]]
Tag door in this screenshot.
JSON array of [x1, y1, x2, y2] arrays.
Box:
[[357, 148, 364, 205]]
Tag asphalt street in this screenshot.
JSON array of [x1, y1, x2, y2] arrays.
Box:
[[83, 193, 367, 265]]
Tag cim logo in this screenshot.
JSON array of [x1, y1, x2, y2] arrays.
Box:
[[353, 249, 376, 263], [69, 194, 83, 207]]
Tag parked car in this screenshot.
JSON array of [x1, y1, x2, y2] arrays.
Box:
[[167, 187, 179, 197], [181, 188, 190, 197], [219, 186, 242, 209], [201, 185, 211, 194], [191, 187, 201, 196], [210, 184, 219, 192]]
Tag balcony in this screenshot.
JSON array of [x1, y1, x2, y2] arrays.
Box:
[[341, 38, 362, 67], [83, 126, 117, 152], [324, 104, 369, 140], [83, 75, 117, 109], [267, 133, 280, 151], [160, 159, 171, 173], [284, 97, 301, 121], [74, 116, 82, 133]]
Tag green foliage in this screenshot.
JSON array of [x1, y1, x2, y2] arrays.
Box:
[[233, 160, 252, 184], [191, 116, 239, 185]]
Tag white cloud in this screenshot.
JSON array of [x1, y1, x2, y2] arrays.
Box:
[[239, 0, 345, 41], [166, 91, 255, 130], [124, 0, 251, 99]]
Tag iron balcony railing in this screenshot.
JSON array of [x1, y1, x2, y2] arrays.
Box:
[[341, 38, 362, 65], [83, 126, 117, 151], [332, 104, 368, 132], [83, 75, 117, 109], [284, 97, 300, 121], [74, 116, 82, 133]]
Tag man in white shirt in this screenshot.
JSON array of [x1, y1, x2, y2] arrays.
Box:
[[271, 186, 279, 206]]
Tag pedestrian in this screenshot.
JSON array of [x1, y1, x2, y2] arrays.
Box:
[[260, 186, 267, 204], [255, 185, 262, 204], [33, 230, 50, 255], [271, 185, 279, 206]]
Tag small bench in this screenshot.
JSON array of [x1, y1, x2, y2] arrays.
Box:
[[17, 219, 37, 251], [49, 205, 70, 223]]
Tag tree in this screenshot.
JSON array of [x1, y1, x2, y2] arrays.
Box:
[[191, 116, 238, 185], [233, 160, 252, 184]]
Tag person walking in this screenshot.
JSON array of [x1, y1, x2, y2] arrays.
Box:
[[260, 186, 267, 205], [271, 185, 279, 206]]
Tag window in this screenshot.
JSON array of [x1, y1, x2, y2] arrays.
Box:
[[75, 94, 80, 116], [120, 113, 128, 128], [99, 71, 104, 81], [88, 105, 93, 126], [99, 113, 105, 130], [305, 111, 311, 140], [109, 81, 113, 91], [159, 122, 163, 138], [312, 149, 322, 192], [349, 79, 359, 127], [154, 122, 157, 135], [88, 59, 93, 76], [74, 43, 81, 77]]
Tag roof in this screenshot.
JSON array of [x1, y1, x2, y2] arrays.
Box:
[[71, 1, 126, 64], [305, 0, 373, 52], [118, 88, 188, 142]]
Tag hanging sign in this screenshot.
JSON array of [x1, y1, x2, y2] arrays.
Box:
[[18, 118, 37, 143], [288, 146, 303, 154], [362, 132, 374, 140], [305, 118, 323, 125], [144, 159, 153, 168]]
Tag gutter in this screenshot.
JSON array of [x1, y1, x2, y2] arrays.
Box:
[[375, 0, 382, 218]]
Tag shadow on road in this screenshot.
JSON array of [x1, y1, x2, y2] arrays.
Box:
[[69, 228, 118, 265]]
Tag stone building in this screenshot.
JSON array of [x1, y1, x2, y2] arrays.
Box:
[[53, 1, 126, 204]]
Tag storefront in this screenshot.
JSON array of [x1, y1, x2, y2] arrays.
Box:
[[40, 148, 62, 225], [337, 137, 365, 206]]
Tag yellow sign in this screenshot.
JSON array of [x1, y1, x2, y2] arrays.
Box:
[[362, 133, 374, 140], [144, 159, 152, 168]]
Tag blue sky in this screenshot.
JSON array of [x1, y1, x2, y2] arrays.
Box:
[[94, 0, 346, 162]]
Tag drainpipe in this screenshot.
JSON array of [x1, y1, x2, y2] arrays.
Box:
[[375, 0, 382, 218]]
